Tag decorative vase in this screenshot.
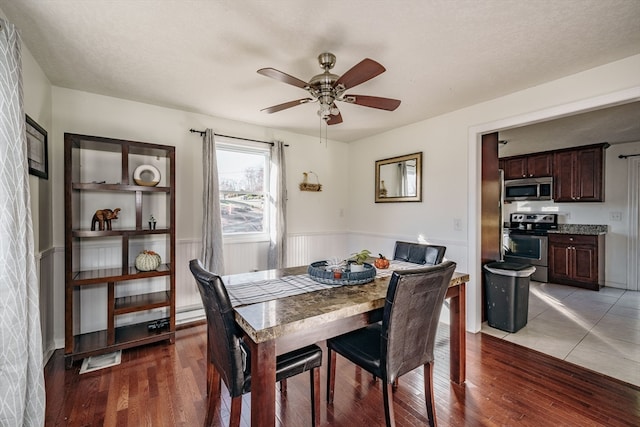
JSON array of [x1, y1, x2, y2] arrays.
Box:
[[350, 264, 365, 273], [379, 180, 387, 197], [135, 250, 162, 271]]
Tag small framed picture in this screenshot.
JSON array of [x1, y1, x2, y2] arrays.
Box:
[[26, 115, 48, 179]]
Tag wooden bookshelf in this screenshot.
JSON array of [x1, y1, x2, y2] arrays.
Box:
[[64, 133, 176, 367]]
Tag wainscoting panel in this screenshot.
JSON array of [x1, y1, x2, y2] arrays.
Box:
[[175, 233, 348, 323], [45, 231, 468, 349], [346, 232, 469, 273], [287, 232, 349, 266], [175, 239, 202, 313], [38, 247, 62, 362]]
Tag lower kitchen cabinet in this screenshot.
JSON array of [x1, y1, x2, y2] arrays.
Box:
[[548, 233, 605, 290]]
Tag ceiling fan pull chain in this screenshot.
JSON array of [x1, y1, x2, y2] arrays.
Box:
[[324, 118, 328, 146]]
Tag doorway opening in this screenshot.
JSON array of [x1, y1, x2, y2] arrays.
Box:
[[467, 86, 640, 332]]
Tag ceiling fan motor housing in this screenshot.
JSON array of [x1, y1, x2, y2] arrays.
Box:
[[318, 52, 336, 70]]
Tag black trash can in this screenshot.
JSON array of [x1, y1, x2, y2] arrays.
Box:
[[483, 261, 536, 333]]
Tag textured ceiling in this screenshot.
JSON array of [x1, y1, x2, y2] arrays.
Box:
[[499, 101, 640, 156], [1, 0, 639, 142]]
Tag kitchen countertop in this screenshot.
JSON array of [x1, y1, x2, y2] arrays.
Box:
[[547, 224, 608, 235]]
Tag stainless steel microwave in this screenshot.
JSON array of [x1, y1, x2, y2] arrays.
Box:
[[504, 177, 553, 202]]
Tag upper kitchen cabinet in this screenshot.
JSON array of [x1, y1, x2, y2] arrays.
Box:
[[502, 152, 553, 179], [553, 143, 609, 202]]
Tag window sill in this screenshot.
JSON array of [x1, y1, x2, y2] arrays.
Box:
[[223, 233, 270, 245]]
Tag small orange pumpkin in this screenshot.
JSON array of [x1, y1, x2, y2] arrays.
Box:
[[374, 254, 390, 269]]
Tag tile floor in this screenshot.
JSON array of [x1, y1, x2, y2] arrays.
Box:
[[481, 281, 640, 387]]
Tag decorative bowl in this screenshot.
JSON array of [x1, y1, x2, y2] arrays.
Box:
[[308, 261, 376, 286]]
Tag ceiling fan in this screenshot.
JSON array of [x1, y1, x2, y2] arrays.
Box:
[[257, 52, 401, 125]]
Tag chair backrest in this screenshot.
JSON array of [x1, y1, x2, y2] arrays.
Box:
[[393, 241, 446, 265], [189, 259, 246, 397], [380, 260, 456, 383]]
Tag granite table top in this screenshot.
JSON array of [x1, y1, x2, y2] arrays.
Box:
[[547, 224, 608, 235], [228, 266, 469, 344]]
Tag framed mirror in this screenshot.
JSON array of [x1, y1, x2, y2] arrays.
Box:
[[375, 152, 422, 203]]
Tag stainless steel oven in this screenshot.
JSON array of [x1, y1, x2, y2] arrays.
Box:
[[503, 213, 557, 282], [504, 232, 548, 282]]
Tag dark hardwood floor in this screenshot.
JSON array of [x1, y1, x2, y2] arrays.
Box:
[[45, 324, 639, 426]]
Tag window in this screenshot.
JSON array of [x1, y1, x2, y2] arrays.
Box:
[[216, 137, 270, 239]]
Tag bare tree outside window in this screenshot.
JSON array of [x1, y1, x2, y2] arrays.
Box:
[[216, 144, 269, 235]]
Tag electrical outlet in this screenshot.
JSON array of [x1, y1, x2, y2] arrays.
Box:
[[610, 211, 622, 221], [453, 218, 462, 231]]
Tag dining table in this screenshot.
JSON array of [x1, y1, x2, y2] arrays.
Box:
[[221, 262, 470, 427]]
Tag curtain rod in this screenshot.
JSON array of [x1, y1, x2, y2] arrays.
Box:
[[618, 153, 640, 159], [189, 129, 288, 147]]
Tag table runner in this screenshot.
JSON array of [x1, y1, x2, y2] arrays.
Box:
[[227, 260, 424, 307]]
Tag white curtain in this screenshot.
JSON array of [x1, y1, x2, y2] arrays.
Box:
[[201, 129, 225, 274], [0, 18, 46, 426], [268, 141, 287, 269], [397, 161, 407, 197], [628, 157, 640, 291]]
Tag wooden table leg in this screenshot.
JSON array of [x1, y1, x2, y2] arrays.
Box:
[[249, 338, 276, 427], [448, 282, 466, 384]]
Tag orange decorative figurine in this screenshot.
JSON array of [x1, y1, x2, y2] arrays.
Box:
[[91, 208, 121, 231], [374, 254, 390, 269]]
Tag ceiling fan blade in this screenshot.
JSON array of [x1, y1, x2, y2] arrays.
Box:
[[335, 58, 386, 90], [326, 112, 343, 125], [261, 98, 313, 114], [257, 68, 308, 89], [343, 95, 401, 111]]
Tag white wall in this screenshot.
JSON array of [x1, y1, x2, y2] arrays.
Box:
[[51, 88, 349, 245], [10, 0, 640, 349], [347, 54, 640, 332], [48, 88, 351, 342]]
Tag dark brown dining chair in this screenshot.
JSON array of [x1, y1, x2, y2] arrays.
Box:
[[326, 260, 456, 427], [393, 241, 446, 265], [189, 259, 322, 427]]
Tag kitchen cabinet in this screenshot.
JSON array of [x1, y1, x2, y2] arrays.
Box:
[[502, 153, 553, 180], [64, 133, 175, 366], [548, 233, 604, 290], [553, 143, 608, 202]]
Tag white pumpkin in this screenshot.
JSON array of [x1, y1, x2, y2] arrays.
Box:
[[135, 250, 162, 271]]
